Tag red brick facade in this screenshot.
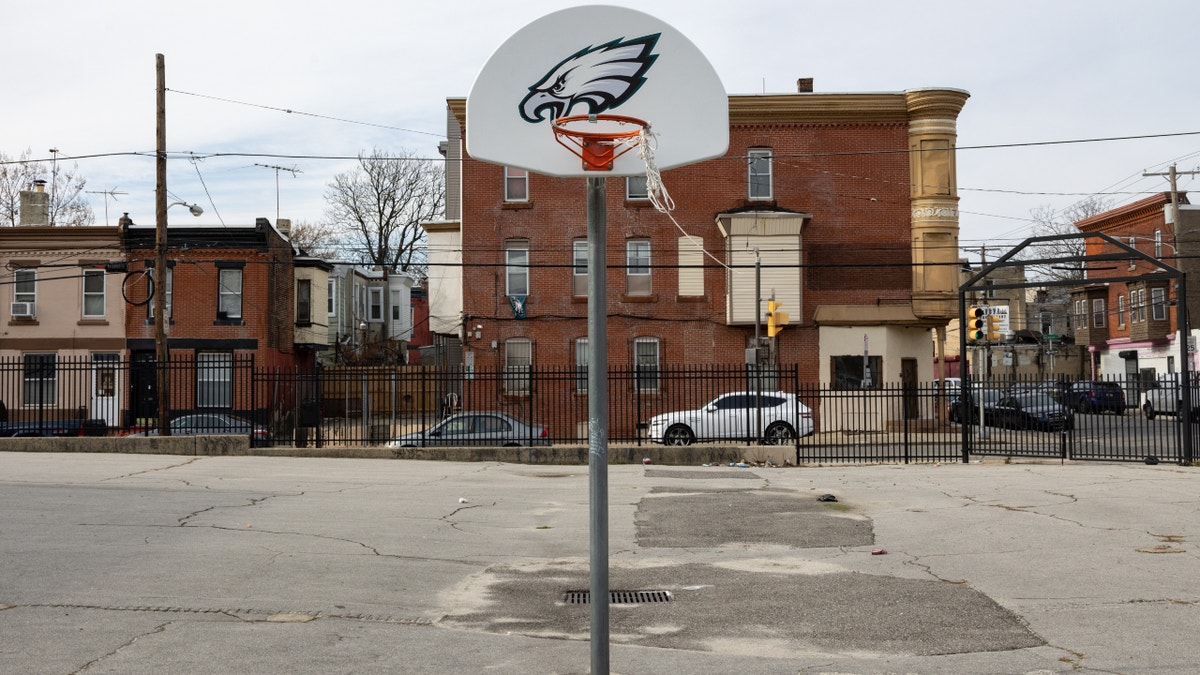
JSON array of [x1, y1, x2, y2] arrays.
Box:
[[453, 99, 922, 384]]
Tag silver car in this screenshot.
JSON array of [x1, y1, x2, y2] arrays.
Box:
[[646, 391, 813, 446], [126, 413, 267, 440], [387, 411, 549, 448]]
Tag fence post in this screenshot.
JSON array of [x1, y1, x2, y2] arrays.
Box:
[[315, 363, 324, 449]]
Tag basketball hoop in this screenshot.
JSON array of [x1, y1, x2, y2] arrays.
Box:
[[552, 114, 648, 172]]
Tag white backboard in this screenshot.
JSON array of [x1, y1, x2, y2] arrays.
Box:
[[467, 5, 728, 177]]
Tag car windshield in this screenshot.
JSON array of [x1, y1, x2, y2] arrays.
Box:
[[1015, 393, 1057, 407]]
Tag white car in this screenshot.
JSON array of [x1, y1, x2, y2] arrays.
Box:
[[645, 391, 813, 446]]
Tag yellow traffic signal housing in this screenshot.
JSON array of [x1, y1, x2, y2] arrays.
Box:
[[965, 306, 985, 342], [986, 314, 1003, 341], [767, 300, 790, 337]]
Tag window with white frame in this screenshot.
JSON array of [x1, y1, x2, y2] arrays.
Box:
[[573, 240, 588, 296], [217, 268, 243, 319], [1155, 229, 1163, 259], [748, 148, 773, 200], [1151, 287, 1167, 321], [1117, 294, 1126, 327], [22, 353, 56, 405], [506, 241, 529, 296], [1133, 289, 1146, 323], [504, 167, 528, 202], [1092, 298, 1105, 328], [634, 337, 660, 392], [196, 351, 233, 408], [626, 175, 649, 200], [626, 239, 651, 296], [368, 287, 383, 322], [327, 278, 336, 316], [574, 337, 589, 393], [14, 268, 35, 304], [82, 269, 105, 318], [147, 267, 172, 319], [504, 338, 532, 394], [391, 290, 402, 321]]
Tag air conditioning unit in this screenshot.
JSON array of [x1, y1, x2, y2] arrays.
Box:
[[10, 302, 35, 318]]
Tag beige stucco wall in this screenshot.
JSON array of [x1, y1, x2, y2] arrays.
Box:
[[818, 324, 936, 432]]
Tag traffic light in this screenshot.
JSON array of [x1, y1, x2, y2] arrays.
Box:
[[965, 306, 985, 342], [767, 300, 789, 338], [986, 314, 1003, 341]]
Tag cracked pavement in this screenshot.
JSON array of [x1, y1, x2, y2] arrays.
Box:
[[0, 451, 1197, 673]]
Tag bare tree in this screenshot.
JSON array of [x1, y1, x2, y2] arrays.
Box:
[[1022, 196, 1113, 281], [287, 218, 343, 259], [0, 149, 95, 226], [323, 148, 443, 275]]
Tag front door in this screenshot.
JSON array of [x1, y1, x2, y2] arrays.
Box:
[[130, 351, 157, 428], [91, 353, 120, 427]]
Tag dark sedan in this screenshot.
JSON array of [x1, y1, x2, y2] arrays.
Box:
[[949, 389, 1004, 425], [988, 393, 1074, 431]]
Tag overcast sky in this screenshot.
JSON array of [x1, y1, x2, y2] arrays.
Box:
[[6, 0, 1199, 262]]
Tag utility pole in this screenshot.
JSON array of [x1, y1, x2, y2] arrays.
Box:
[[1145, 164, 1200, 462], [155, 54, 170, 437]]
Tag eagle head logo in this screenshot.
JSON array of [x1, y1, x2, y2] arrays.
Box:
[[519, 34, 660, 124]]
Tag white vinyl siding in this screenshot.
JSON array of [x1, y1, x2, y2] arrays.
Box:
[[726, 234, 801, 325]]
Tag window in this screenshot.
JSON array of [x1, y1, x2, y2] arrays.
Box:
[[368, 287, 383, 322], [504, 167, 528, 202], [391, 290, 402, 321], [1040, 310, 1054, 334], [626, 175, 649, 200], [147, 267, 172, 319], [1155, 229, 1163, 259], [327, 278, 336, 316], [573, 240, 588, 296], [296, 279, 312, 325], [197, 352, 233, 408], [1134, 289, 1146, 323], [1117, 295, 1126, 327], [14, 269, 35, 304], [82, 269, 105, 318], [634, 337, 659, 392], [748, 148, 772, 200], [506, 241, 529, 296], [355, 281, 366, 319], [626, 239, 651, 296], [23, 353, 56, 405], [1127, 236, 1137, 269], [832, 355, 882, 390], [504, 338, 532, 394], [574, 337, 589, 393], [677, 235, 704, 296], [218, 269, 243, 319], [1092, 298, 1105, 328], [1151, 287, 1167, 321]]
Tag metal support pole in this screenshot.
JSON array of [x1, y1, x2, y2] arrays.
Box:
[[1178, 272, 1193, 464], [586, 176, 610, 674], [154, 54, 170, 437], [754, 251, 762, 441]]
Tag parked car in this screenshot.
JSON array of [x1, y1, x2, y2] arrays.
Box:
[[1142, 373, 1200, 420], [1061, 381, 1126, 414], [387, 411, 548, 448], [948, 388, 1004, 425], [988, 393, 1074, 431], [646, 391, 813, 446], [126, 413, 267, 440]]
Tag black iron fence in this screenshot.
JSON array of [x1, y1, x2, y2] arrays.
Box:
[[0, 357, 1190, 464]]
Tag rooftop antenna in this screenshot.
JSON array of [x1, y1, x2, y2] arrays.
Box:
[[85, 188, 128, 226], [254, 163, 302, 222], [48, 148, 59, 225]]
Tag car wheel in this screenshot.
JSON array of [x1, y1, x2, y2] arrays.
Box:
[[663, 424, 695, 446], [1076, 400, 1090, 414], [763, 421, 796, 444], [1143, 402, 1156, 420]]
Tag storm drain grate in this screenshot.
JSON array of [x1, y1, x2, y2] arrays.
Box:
[[563, 590, 672, 605]]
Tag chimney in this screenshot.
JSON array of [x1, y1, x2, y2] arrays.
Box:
[[19, 181, 50, 226], [276, 218, 292, 239], [118, 212, 134, 229], [797, 78, 814, 93]]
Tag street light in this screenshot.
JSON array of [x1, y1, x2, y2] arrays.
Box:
[[169, 201, 203, 217]]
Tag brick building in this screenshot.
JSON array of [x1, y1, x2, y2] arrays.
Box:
[[121, 215, 300, 423], [1073, 192, 1197, 380], [446, 83, 969, 434]]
